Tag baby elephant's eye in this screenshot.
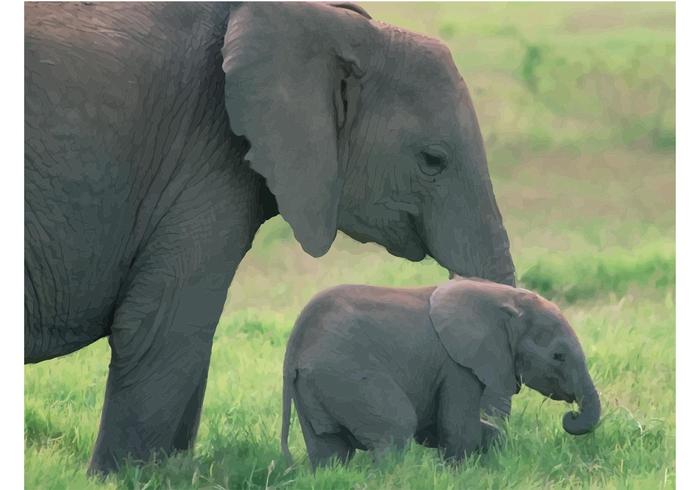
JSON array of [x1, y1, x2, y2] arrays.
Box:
[[552, 353, 565, 362]]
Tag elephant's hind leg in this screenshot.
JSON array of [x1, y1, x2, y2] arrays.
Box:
[[293, 379, 355, 469], [298, 413, 355, 470], [310, 369, 417, 462]]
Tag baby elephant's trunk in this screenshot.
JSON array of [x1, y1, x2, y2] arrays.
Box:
[[562, 373, 601, 435]]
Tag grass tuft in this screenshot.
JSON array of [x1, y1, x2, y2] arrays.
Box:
[[520, 243, 675, 302]]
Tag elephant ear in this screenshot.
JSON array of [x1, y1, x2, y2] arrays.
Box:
[[329, 2, 373, 19], [429, 280, 524, 397], [222, 3, 369, 257]]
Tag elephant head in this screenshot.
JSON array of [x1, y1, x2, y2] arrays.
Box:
[[221, 2, 515, 285], [429, 279, 601, 435]]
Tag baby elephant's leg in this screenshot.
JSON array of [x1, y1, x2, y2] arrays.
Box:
[[479, 419, 505, 452], [436, 370, 483, 461], [311, 433, 355, 469], [480, 388, 512, 418], [312, 370, 417, 463], [299, 414, 355, 470], [294, 378, 355, 470]]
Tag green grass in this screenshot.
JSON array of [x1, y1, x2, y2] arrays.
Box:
[[25, 3, 675, 489]]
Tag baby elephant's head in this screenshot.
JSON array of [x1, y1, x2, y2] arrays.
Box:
[[429, 278, 601, 435]]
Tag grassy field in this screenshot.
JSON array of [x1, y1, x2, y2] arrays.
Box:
[[24, 3, 675, 489]]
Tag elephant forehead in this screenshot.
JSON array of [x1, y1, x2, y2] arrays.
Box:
[[379, 29, 462, 101]]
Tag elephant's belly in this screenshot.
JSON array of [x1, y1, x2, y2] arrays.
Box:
[[25, 319, 110, 364], [24, 279, 115, 364], [24, 172, 136, 363], [24, 247, 120, 364]]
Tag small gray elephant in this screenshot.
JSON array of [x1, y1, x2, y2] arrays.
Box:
[[281, 278, 601, 468]]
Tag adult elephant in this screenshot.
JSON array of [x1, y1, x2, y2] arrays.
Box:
[[25, 2, 515, 473]]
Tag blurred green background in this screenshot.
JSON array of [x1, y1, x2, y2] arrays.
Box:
[[25, 3, 675, 488]]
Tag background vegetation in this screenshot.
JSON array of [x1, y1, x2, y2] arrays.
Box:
[[25, 3, 675, 488]]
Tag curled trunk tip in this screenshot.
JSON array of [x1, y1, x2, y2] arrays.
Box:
[[562, 388, 601, 435]]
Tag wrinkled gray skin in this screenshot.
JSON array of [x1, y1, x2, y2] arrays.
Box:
[[25, 2, 515, 473], [282, 279, 600, 468]]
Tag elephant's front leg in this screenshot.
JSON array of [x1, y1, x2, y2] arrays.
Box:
[[88, 267, 232, 474], [436, 366, 483, 461], [480, 388, 512, 418], [415, 421, 500, 451], [479, 419, 504, 452]]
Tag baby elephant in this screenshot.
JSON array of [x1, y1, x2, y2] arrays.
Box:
[[281, 278, 600, 468]]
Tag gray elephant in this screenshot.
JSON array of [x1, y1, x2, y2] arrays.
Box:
[[281, 279, 601, 468], [25, 2, 515, 473]]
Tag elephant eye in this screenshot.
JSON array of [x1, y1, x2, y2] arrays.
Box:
[[552, 353, 565, 362], [418, 150, 448, 177]]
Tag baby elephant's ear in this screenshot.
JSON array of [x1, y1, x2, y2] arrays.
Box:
[[429, 281, 520, 397]]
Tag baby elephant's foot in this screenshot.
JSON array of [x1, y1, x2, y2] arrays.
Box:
[[479, 420, 505, 452]]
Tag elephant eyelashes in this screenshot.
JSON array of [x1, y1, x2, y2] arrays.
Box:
[[552, 353, 565, 362], [418, 150, 448, 177]]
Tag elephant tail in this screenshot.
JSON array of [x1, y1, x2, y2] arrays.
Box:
[[280, 368, 295, 467]]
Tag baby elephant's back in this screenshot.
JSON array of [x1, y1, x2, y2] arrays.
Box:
[[285, 284, 439, 375]]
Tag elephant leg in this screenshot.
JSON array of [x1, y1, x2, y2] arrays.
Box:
[[479, 419, 504, 452], [414, 424, 439, 448], [88, 268, 231, 474], [172, 372, 209, 450], [480, 388, 512, 418], [296, 412, 355, 470], [310, 369, 417, 461], [436, 369, 483, 461], [309, 433, 355, 469]]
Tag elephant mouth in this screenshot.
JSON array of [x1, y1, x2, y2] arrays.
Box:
[[386, 221, 427, 261], [385, 213, 427, 261], [338, 212, 427, 261]]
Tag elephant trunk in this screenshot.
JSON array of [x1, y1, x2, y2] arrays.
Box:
[[483, 227, 516, 287], [479, 173, 516, 287], [562, 374, 601, 435], [429, 83, 516, 287], [446, 213, 516, 287], [444, 172, 516, 287]]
